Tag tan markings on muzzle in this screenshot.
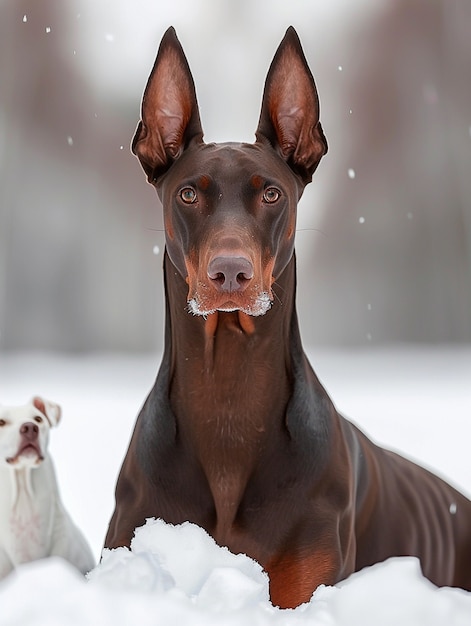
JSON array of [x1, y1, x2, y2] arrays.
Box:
[[184, 249, 275, 317]]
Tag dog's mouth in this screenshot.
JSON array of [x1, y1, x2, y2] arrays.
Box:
[[188, 291, 273, 317], [6, 443, 44, 466], [185, 254, 276, 318]]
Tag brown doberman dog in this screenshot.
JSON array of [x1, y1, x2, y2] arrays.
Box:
[[105, 26, 471, 608]]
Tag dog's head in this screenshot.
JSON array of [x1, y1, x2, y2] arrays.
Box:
[[132, 27, 327, 318], [0, 397, 61, 469]]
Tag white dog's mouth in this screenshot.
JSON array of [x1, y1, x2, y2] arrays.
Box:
[[7, 443, 44, 466]]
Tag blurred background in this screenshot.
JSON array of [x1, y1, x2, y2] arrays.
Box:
[[1, 0, 470, 352]]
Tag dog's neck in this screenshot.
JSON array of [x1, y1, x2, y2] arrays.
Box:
[[162, 251, 301, 535], [5, 466, 35, 512], [1, 465, 47, 565], [164, 250, 297, 416]]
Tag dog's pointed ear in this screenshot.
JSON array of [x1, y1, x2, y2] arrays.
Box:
[[132, 27, 204, 183], [256, 27, 327, 184], [32, 396, 62, 427]]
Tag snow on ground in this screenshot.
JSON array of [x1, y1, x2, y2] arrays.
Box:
[[0, 346, 470, 624], [2, 518, 471, 625]]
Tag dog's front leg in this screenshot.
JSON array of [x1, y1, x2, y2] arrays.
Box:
[[266, 543, 354, 609]]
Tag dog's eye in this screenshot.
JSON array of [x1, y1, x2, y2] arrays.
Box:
[[263, 187, 281, 203], [179, 187, 197, 204], [0, 419, 6, 427], [34, 416, 43, 424]]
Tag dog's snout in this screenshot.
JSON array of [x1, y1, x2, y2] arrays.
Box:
[[207, 256, 254, 292], [20, 422, 39, 441]]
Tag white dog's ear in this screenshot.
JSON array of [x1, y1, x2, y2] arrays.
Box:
[[32, 396, 62, 427]]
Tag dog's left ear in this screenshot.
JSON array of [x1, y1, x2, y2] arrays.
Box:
[[132, 26, 204, 183], [32, 396, 62, 427], [256, 27, 328, 184]]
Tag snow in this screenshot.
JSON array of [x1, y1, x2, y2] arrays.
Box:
[[0, 347, 470, 624], [1, 519, 470, 625]]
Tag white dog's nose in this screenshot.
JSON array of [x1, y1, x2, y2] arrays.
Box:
[[20, 422, 39, 440]]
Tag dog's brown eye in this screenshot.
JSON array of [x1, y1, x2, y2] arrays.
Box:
[[263, 187, 281, 203], [180, 187, 197, 204], [0, 419, 5, 427], [34, 416, 43, 424]]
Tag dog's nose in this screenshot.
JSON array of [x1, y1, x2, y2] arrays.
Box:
[[20, 422, 39, 441], [207, 256, 254, 292]]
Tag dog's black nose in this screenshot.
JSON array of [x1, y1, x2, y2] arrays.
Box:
[[20, 422, 39, 440], [208, 256, 254, 292]]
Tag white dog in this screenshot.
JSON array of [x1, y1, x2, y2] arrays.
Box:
[[0, 397, 95, 579]]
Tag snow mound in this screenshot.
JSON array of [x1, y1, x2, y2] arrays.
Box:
[[89, 517, 270, 610], [1, 518, 470, 625]]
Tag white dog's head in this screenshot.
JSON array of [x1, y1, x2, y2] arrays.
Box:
[[0, 397, 61, 469]]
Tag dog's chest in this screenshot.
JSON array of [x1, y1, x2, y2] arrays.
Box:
[[9, 497, 45, 562], [2, 469, 53, 564]]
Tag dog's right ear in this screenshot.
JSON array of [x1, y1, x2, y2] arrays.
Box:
[[32, 396, 62, 427], [132, 27, 204, 183]]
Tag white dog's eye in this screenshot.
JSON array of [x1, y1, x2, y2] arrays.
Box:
[[34, 416, 43, 424], [0, 419, 6, 427]]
